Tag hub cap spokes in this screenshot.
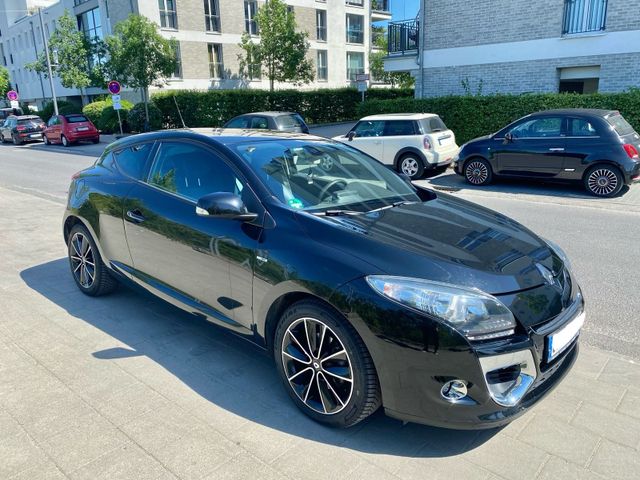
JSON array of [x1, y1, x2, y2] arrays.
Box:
[[466, 161, 488, 184], [588, 169, 618, 196], [70, 233, 95, 289], [401, 158, 419, 176], [281, 317, 353, 415]]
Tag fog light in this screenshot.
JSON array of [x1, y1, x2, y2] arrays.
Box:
[[440, 379, 468, 402]]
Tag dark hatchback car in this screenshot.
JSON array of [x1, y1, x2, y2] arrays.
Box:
[[64, 130, 584, 429], [0, 115, 45, 145], [454, 109, 640, 197], [223, 111, 310, 134]]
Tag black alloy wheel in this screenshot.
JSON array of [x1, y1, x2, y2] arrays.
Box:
[[464, 158, 492, 185], [584, 165, 623, 197], [274, 300, 381, 428], [68, 224, 117, 296]]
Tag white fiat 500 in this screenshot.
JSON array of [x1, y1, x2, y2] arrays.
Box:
[[333, 113, 459, 179]]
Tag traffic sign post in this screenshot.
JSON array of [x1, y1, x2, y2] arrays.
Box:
[[108, 81, 123, 136], [356, 74, 369, 102], [7, 90, 19, 102], [108, 81, 121, 95]]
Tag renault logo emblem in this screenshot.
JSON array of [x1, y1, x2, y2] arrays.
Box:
[[536, 263, 556, 286]]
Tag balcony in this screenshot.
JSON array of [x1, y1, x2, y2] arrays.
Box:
[[371, 0, 391, 21], [562, 0, 607, 35], [384, 19, 419, 73]]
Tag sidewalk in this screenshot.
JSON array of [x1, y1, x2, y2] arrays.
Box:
[[0, 185, 638, 480]]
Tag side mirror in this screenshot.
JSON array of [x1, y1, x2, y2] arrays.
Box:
[[196, 192, 258, 222], [347, 131, 356, 141], [504, 132, 514, 143]]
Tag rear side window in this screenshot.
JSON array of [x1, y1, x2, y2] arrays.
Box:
[[276, 114, 305, 129], [384, 120, 417, 136], [250, 116, 269, 129], [225, 116, 250, 128], [568, 118, 599, 137], [65, 115, 89, 123], [114, 143, 153, 180], [606, 113, 635, 136], [420, 116, 447, 133]]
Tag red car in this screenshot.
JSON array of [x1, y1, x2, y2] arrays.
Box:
[[44, 113, 100, 147]]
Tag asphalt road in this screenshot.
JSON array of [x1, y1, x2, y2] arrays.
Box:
[[1, 138, 638, 359]]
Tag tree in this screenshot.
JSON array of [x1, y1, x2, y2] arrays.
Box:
[[238, 0, 314, 91], [105, 14, 177, 129], [25, 10, 99, 105], [0, 66, 9, 99], [369, 27, 415, 89]]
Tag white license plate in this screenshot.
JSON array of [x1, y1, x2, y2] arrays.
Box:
[[30, 133, 42, 138], [547, 311, 585, 361], [77, 127, 89, 131]]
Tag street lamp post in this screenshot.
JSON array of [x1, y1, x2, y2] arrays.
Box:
[[38, 7, 58, 116], [29, 21, 47, 107]]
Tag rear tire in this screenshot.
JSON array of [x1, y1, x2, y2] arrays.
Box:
[[43, 135, 50, 145], [68, 224, 117, 296], [398, 154, 425, 180], [92, 137, 100, 144], [464, 157, 493, 186], [61, 135, 70, 147], [12, 134, 21, 146], [584, 165, 623, 198], [274, 300, 381, 428]]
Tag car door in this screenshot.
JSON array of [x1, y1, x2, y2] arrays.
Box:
[[494, 116, 566, 177], [381, 120, 420, 165], [123, 140, 262, 333], [561, 117, 606, 179], [0, 119, 9, 140], [347, 120, 385, 161]]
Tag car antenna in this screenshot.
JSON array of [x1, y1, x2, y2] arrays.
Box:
[[173, 95, 187, 129]]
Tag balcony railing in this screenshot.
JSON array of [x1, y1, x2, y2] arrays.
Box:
[[371, 0, 390, 12], [388, 19, 419, 54], [562, 0, 607, 35]]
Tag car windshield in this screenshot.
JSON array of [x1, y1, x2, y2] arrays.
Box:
[[233, 140, 420, 212], [606, 113, 635, 136], [65, 115, 89, 123]]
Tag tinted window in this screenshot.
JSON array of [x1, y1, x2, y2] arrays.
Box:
[[98, 152, 116, 170], [276, 114, 305, 129], [510, 117, 563, 138], [353, 120, 384, 137], [65, 115, 89, 123], [225, 116, 250, 128], [420, 116, 447, 133], [606, 113, 635, 136], [384, 120, 416, 136], [147, 142, 244, 202], [114, 143, 153, 179], [568, 118, 599, 137], [18, 117, 43, 125], [250, 116, 269, 129]]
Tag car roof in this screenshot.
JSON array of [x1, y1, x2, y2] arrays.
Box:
[[359, 113, 439, 121], [13, 115, 41, 120], [529, 108, 619, 118], [231, 111, 299, 118]]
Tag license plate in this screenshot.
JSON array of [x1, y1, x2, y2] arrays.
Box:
[[77, 127, 89, 131], [547, 311, 585, 361], [30, 133, 42, 138]]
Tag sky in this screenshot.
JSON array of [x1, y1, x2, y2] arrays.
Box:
[[391, 0, 420, 21]]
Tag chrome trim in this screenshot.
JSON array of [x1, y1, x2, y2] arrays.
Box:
[[479, 350, 537, 407]]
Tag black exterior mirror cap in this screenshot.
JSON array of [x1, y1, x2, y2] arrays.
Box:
[[347, 131, 356, 141], [504, 132, 514, 142], [196, 192, 258, 222]]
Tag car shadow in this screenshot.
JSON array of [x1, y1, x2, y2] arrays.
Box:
[[0, 139, 107, 158], [20, 258, 500, 458], [423, 171, 630, 199]]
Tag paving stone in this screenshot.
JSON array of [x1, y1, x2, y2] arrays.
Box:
[[529, 389, 583, 423], [617, 389, 640, 421], [597, 357, 640, 393], [571, 402, 640, 449], [0, 409, 24, 439], [275, 440, 365, 480], [17, 396, 96, 441], [588, 439, 640, 478], [8, 461, 68, 480], [91, 381, 171, 427], [537, 456, 605, 480], [518, 415, 600, 466], [571, 348, 611, 380], [347, 460, 400, 480], [0, 430, 49, 479], [204, 452, 286, 480], [227, 418, 303, 466], [394, 454, 491, 480], [558, 373, 626, 410]]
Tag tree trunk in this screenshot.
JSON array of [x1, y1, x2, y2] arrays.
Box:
[[80, 87, 87, 107]]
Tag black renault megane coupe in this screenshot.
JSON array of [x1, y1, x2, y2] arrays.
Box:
[[64, 129, 584, 429]]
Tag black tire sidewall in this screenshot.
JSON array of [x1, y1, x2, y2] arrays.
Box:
[[62, 135, 69, 147], [68, 224, 105, 296], [273, 301, 376, 428], [398, 154, 425, 180], [584, 165, 623, 197], [464, 157, 492, 185]]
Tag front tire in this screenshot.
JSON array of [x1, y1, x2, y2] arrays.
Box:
[[584, 165, 623, 197], [274, 300, 381, 428], [61, 135, 70, 147], [43, 135, 50, 145], [68, 224, 117, 296], [398, 154, 425, 180], [464, 157, 493, 186]]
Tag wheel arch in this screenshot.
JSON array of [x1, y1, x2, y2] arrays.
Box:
[[63, 214, 109, 265], [581, 160, 624, 180], [393, 147, 427, 170]]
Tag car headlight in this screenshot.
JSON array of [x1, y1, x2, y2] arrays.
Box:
[[366, 276, 516, 341], [543, 238, 572, 272]]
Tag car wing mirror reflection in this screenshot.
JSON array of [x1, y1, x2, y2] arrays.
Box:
[[196, 192, 259, 222]]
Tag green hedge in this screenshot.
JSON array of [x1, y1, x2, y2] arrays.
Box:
[[39, 100, 78, 123], [152, 88, 414, 128], [128, 102, 163, 132], [82, 98, 133, 134], [356, 91, 640, 145]]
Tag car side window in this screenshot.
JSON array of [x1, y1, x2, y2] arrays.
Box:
[[510, 118, 563, 138], [147, 142, 245, 202], [568, 118, 599, 137], [114, 143, 153, 180], [48, 116, 56, 127], [226, 116, 250, 128], [384, 120, 417, 136], [250, 116, 269, 129], [353, 120, 384, 137]]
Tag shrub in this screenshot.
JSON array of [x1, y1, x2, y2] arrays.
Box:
[[128, 102, 163, 132], [151, 88, 414, 128], [356, 90, 640, 144], [39, 100, 78, 123], [82, 98, 133, 133]]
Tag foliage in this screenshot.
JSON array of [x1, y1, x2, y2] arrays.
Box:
[[25, 11, 102, 104], [39, 100, 78, 123], [152, 88, 414, 128], [369, 29, 414, 89], [0, 66, 9, 98], [128, 102, 163, 132], [238, 0, 314, 91], [82, 98, 133, 133], [356, 90, 640, 144]]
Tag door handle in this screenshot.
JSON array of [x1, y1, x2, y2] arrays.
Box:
[[548, 148, 565, 152], [126, 209, 146, 223]]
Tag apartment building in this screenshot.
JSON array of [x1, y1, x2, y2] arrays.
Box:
[[385, 0, 640, 98], [0, 0, 391, 108]]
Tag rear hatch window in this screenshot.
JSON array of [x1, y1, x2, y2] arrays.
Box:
[[606, 113, 636, 136], [419, 116, 448, 133], [276, 114, 306, 130], [18, 118, 43, 130], [65, 115, 90, 124]]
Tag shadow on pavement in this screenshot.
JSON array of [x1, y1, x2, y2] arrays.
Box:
[[424, 171, 630, 199], [0, 140, 107, 158], [20, 258, 499, 458]]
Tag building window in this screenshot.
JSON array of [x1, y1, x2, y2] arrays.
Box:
[[346, 51, 364, 81], [208, 43, 224, 79], [346, 0, 364, 6], [346, 14, 364, 44], [204, 0, 220, 32], [77, 8, 103, 42], [172, 43, 182, 78], [316, 10, 327, 41], [158, 0, 177, 29], [317, 50, 328, 81], [562, 0, 607, 35], [244, 0, 259, 36]]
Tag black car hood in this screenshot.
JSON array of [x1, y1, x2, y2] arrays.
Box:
[[296, 192, 563, 295]]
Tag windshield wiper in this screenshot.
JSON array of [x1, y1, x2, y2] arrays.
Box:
[[311, 209, 363, 217], [366, 200, 419, 214]]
